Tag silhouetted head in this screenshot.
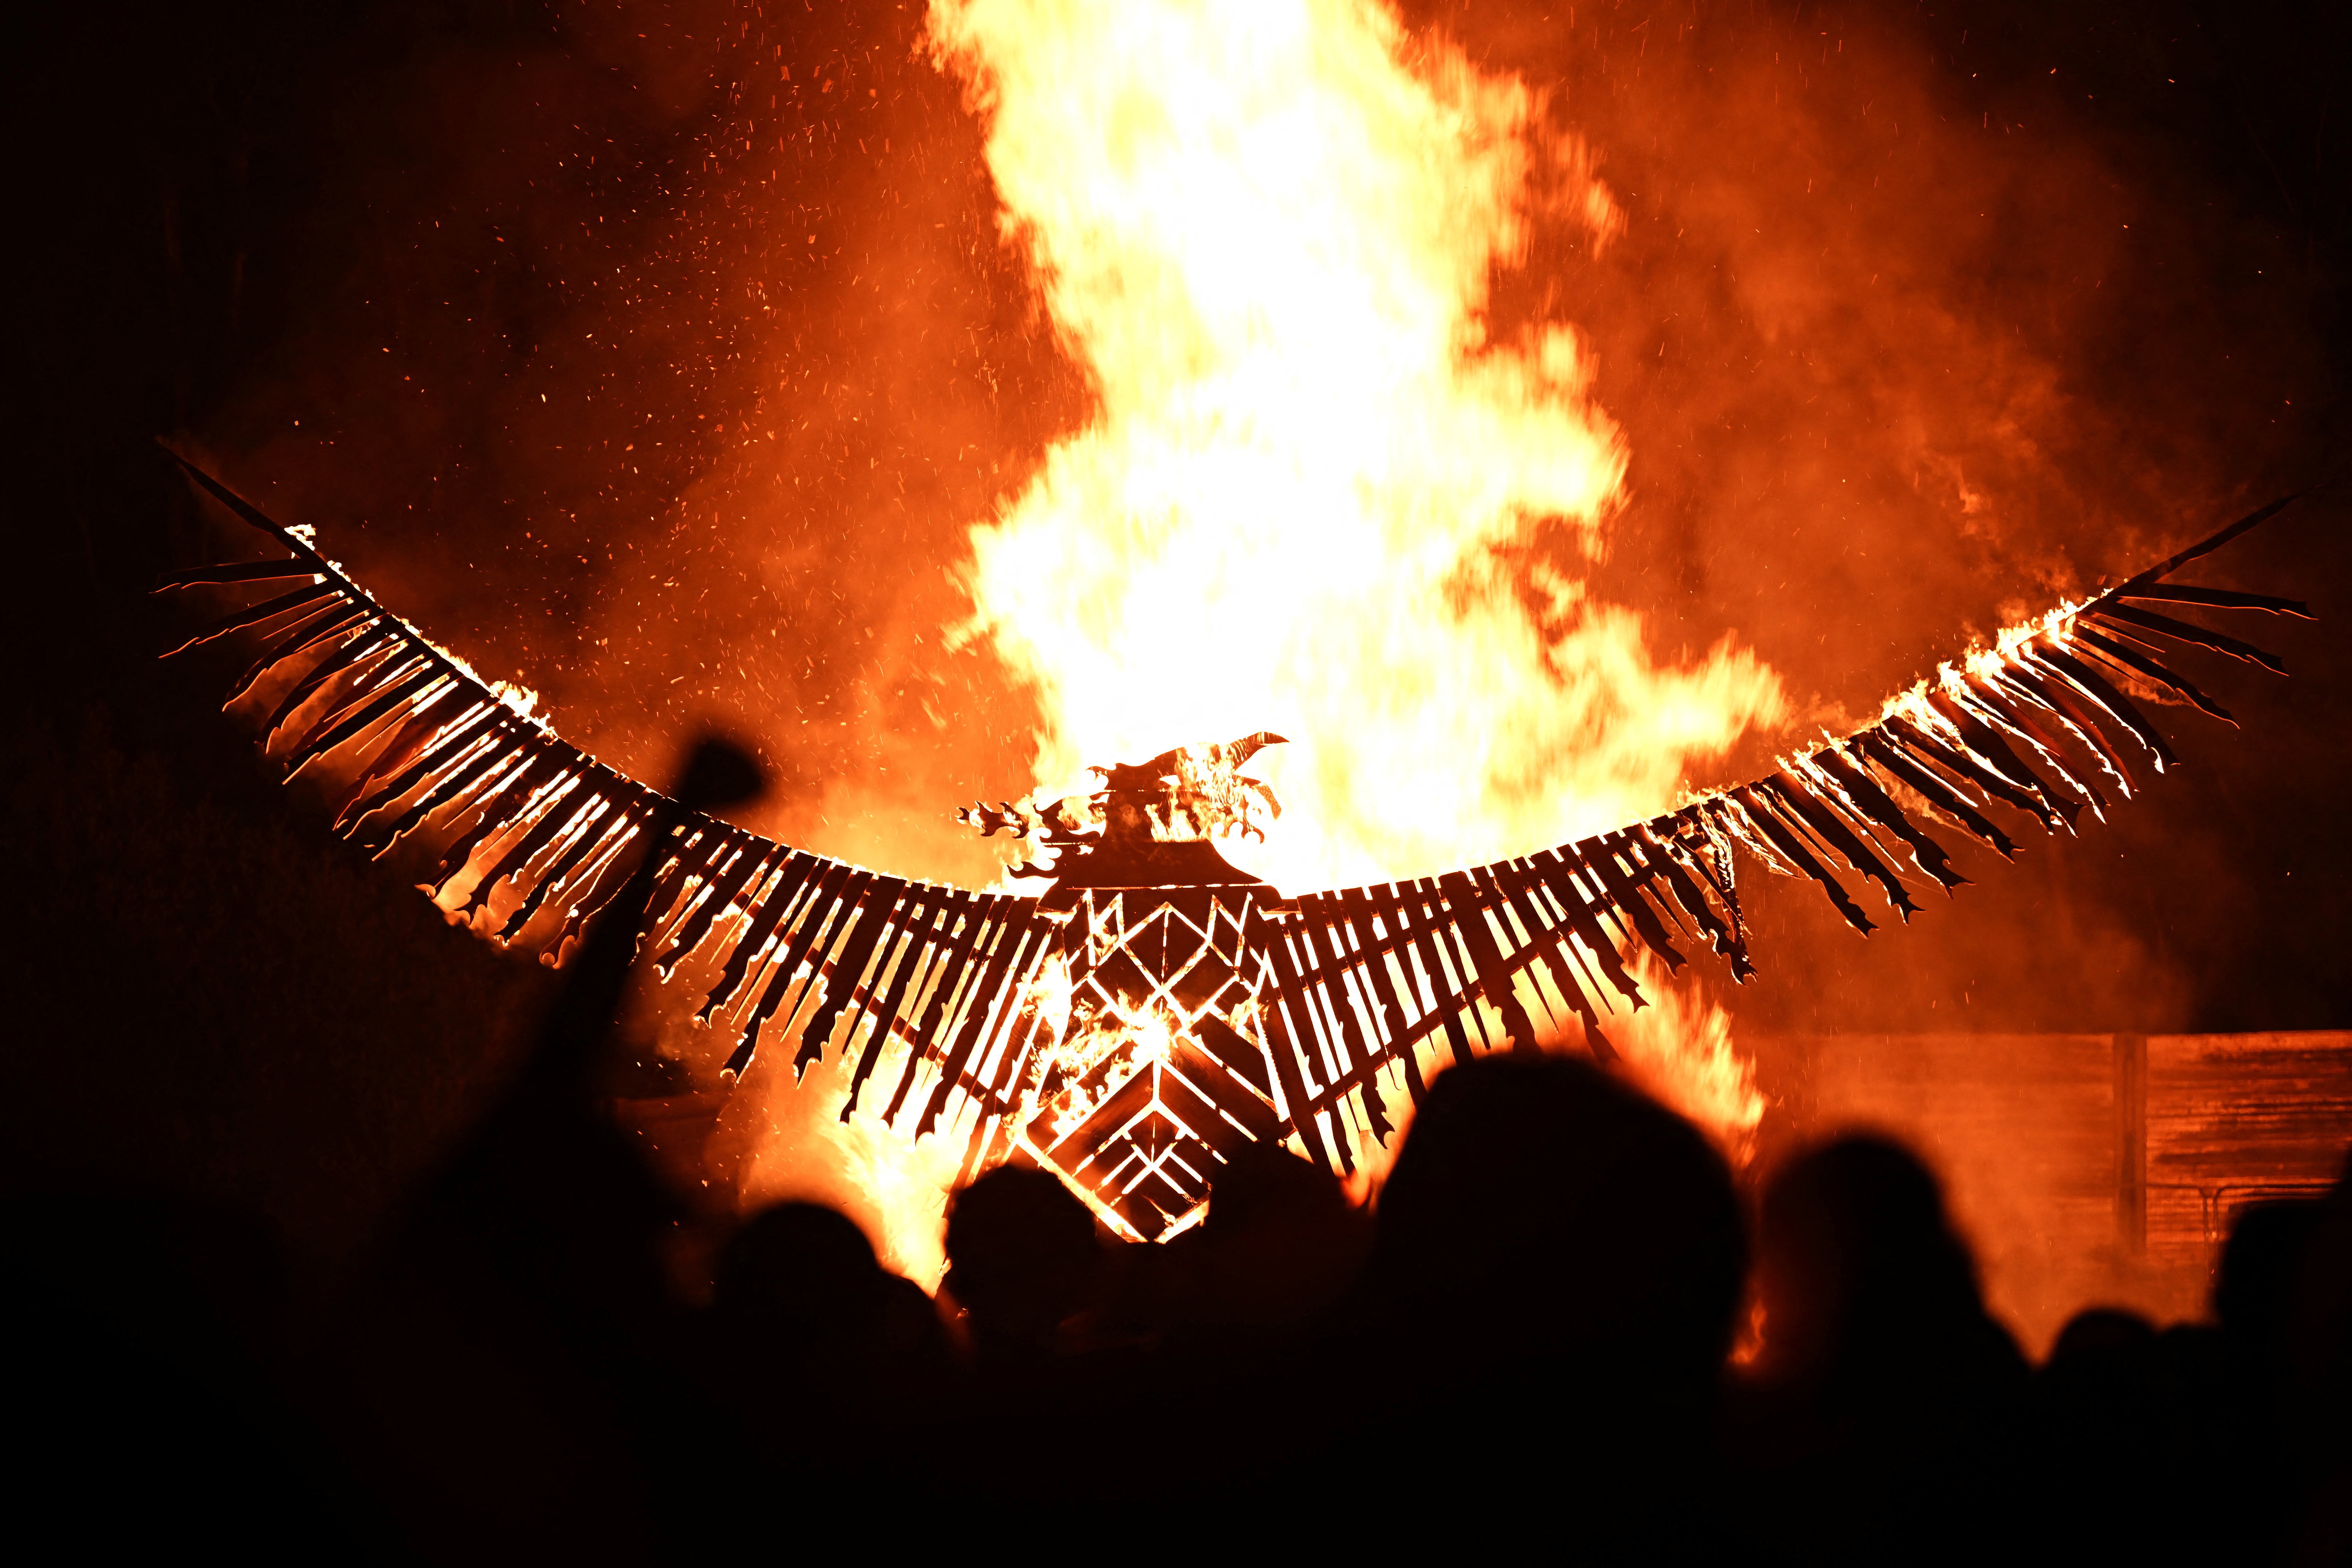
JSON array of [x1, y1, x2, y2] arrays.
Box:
[[2048, 1305, 2158, 1369], [1205, 1138, 1349, 1238], [1755, 1134, 2007, 1393], [709, 1201, 887, 1348], [2215, 1199, 2322, 1360], [1372, 1054, 1744, 1404], [1168, 1138, 1370, 1334], [944, 1166, 1100, 1352]]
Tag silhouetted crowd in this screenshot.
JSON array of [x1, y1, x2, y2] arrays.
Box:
[[13, 1055, 2349, 1563], [10, 754, 2348, 1562]]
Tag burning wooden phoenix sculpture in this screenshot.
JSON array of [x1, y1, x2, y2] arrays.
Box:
[[158, 451, 2311, 1239]]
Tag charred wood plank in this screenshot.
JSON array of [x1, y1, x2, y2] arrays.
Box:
[[1800, 748, 1968, 891], [2027, 637, 2178, 761], [2087, 605, 2287, 675], [1992, 664, 2137, 797], [154, 559, 320, 591], [1588, 834, 1691, 970], [162, 583, 342, 657], [917, 912, 1042, 1136], [1252, 906, 1337, 1171], [1336, 886, 1427, 1102], [1884, 713, 2063, 830], [2111, 583, 2310, 618], [1853, 729, 2018, 858], [702, 852, 824, 1019], [221, 604, 371, 708], [1521, 849, 1646, 1005], [2112, 493, 2300, 588], [885, 895, 1000, 1121], [842, 895, 953, 1115], [797, 879, 910, 1073], [1955, 678, 2109, 813], [2068, 625, 2236, 724], [1920, 691, 2080, 828], [1761, 775, 1920, 919], [1437, 869, 1539, 1051], [727, 861, 861, 1076], [655, 839, 777, 975], [332, 698, 493, 830], [360, 729, 530, 858], [1731, 786, 1874, 934], [1387, 885, 1477, 1069]]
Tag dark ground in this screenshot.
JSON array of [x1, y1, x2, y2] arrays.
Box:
[[1, 0, 2346, 1330]]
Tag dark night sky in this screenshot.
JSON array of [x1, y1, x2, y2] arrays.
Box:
[[2, 0, 2344, 1282]]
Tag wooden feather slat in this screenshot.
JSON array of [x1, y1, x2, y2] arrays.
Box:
[[1434, 869, 1536, 1051], [1759, 776, 1920, 920], [1919, 691, 2079, 828], [841, 895, 956, 1115], [1990, 664, 2137, 798], [428, 748, 565, 891], [656, 839, 779, 976], [551, 812, 670, 955], [2112, 583, 2309, 617], [2089, 604, 2287, 675], [281, 657, 439, 775], [359, 729, 530, 858], [796, 879, 911, 1073], [1336, 886, 1427, 1102], [1585, 835, 1692, 969], [460, 771, 594, 917], [1632, 821, 1757, 967], [962, 933, 1057, 1113], [499, 798, 623, 937], [518, 797, 654, 944], [1852, 730, 2018, 859], [1884, 713, 2062, 830], [262, 627, 401, 741], [331, 698, 493, 830], [916, 911, 1042, 1138], [834, 889, 934, 1051], [1732, 787, 1875, 934], [634, 825, 730, 952], [725, 860, 860, 1076], [1795, 750, 1968, 893], [1296, 897, 1392, 1136], [2069, 624, 2237, 723], [1387, 885, 1479, 1069], [1522, 849, 1646, 1004], [883, 896, 1001, 1122], [155, 559, 320, 590], [700, 852, 823, 1019], [1953, 678, 2110, 813], [1249, 904, 1335, 1170], [223, 604, 371, 708], [162, 582, 342, 657], [2025, 641, 2172, 764]]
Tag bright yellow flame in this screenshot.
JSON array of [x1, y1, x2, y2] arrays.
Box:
[[1605, 952, 1766, 1165], [934, 0, 1786, 889]]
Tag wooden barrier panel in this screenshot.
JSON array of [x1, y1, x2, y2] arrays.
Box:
[[1749, 1031, 2352, 1357]]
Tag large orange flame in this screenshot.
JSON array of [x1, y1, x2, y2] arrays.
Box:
[[724, 0, 1794, 1256], [931, 0, 1787, 891]]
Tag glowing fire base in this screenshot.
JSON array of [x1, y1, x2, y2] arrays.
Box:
[[1014, 884, 1292, 1240]]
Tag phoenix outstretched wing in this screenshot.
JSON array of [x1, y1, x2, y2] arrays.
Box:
[[160, 449, 2308, 1193], [1220, 496, 2310, 1171], [159, 451, 1058, 1173]]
